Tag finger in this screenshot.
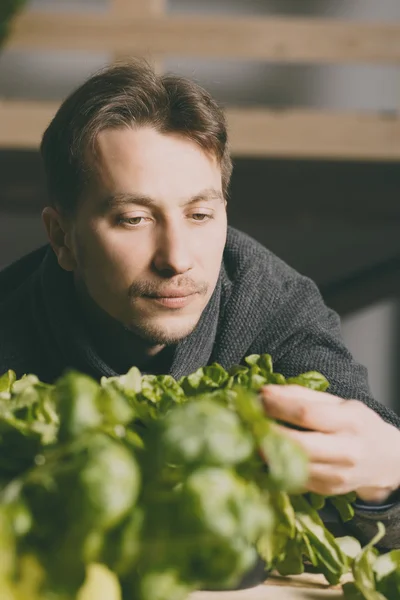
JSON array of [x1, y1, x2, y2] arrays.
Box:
[[276, 426, 353, 464], [261, 385, 351, 433], [355, 486, 393, 504], [306, 463, 356, 497], [263, 384, 341, 404]]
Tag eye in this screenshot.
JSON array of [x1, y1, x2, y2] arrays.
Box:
[[118, 216, 146, 226], [191, 213, 212, 222]]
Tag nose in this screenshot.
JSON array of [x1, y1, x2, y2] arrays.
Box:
[[152, 220, 193, 276]]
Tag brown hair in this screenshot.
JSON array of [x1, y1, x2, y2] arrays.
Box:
[[40, 60, 232, 216]]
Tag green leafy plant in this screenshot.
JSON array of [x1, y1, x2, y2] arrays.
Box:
[[0, 355, 397, 600], [0, 0, 28, 48]]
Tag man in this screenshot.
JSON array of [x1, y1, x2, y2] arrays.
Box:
[[0, 61, 399, 552]]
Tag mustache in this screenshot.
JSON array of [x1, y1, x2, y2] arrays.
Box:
[[128, 277, 208, 298]]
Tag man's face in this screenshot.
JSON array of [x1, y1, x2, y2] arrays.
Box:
[[67, 126, 227, 345]]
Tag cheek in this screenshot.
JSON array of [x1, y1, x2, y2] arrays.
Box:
[[75, 223, 150, 290], [195, 222, 227, 278]]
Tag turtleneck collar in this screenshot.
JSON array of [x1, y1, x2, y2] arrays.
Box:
[[73, 276, 171, 375], [36, 248, 223, 380]]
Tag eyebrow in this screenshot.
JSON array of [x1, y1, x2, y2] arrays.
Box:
[[103, 188, 224, 210]]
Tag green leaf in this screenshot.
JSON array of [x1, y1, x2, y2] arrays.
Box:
[[343, 581, 371, 599], [374, 550, 400, 599], [78, 434, 141, 530], [244, 355, 261, 367], [179, 364, 229, 396], [140, 375, 164, 403], [291, 494, 347, 585], [177, 467, 269, 586], [99, 508, 144, 576], [231, 387, 267, 429], [348, 523, 387, 600], [96, 386, 134, 426], [329, 492, 356, 522], [102, 366, 143, 396], [257, 354, 274, 377], [161, 399, 254, 468], [185, 468, 272, 541], [337, 536, 362, 561], [0, 370, 16, 394], [135, 569, 192, 600], [228, 365, 248, 377], [286, 371, 329, 392], [364, 522, 386, 551], [275, 534, 304, 576], [307, 492, 326, 511], [55, 372, 102, 442], [374, 549, 400, 581], [11, 374, 40, 395], [123, 367, 143, 394], [248, 373, 268, 391], [203, 363, 229, 386], [260, 430, 308, 493], [257, 491, 296, 568], [179, 368, 205, 395], [0, 504, 17, 579], [268, 373, 286, 385]]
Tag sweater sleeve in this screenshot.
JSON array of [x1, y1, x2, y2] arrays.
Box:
[[265, 274, 400, 429], [248, 271, 400, 549], [345, 503, 400, 551]]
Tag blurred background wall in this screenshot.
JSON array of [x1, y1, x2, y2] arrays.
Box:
[[0, 0, 399, 411]]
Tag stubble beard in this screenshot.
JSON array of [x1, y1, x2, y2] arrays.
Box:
[[124, 311, 202, 346], [126, 277, 210, 346]]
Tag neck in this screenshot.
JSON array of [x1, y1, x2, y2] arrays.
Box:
[[74, 277, 165, 373]]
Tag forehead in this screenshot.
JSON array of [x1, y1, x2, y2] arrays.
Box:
[[89, 126, 222, 202]]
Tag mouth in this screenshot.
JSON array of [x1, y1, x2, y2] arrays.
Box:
[[144, 292, 198, 309]]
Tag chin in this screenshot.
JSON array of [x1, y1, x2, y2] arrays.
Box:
[[128, 314, 201, 346]]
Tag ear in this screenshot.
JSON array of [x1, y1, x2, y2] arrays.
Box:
[[42, 207, 77, 272]]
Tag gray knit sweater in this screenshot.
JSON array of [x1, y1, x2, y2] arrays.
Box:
[[0, 226, 399, 551]]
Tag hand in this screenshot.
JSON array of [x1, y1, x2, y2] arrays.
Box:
[[260, 384, 400, 503]]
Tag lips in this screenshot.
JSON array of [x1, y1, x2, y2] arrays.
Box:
[[150, 292, 194, 298], [147, 291, 196, 299], [144, 292, 197, 309]]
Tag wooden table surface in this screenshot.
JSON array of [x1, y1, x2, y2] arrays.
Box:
[[76, 565, 349, 600], [191, 572, 346, 600]]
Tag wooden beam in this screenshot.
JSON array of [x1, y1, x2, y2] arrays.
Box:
[[7, 12, 400, 64], [0, 100, 399, 161], [111, 0, 165, 16], [227, 108, 400, 160], [110, 0, 166, 72], [0, 100, 55, 149]]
